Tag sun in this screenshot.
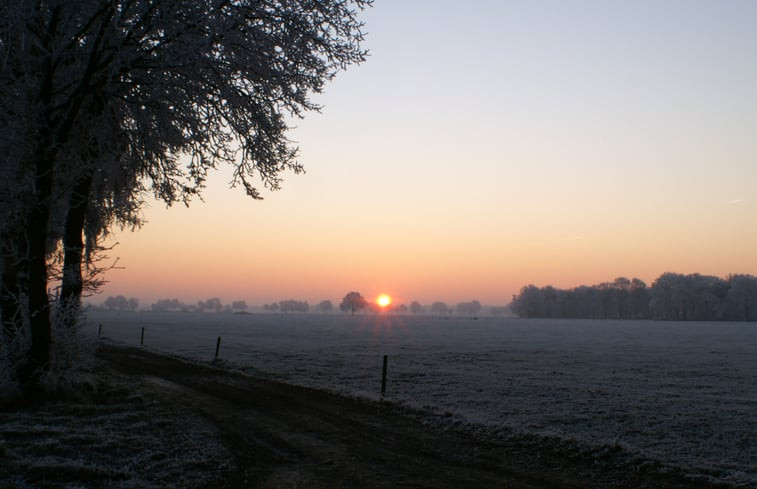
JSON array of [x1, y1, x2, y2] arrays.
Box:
[[376, 294, 392, 308]]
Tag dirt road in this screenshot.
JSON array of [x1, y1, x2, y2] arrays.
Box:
[[97, 344, 729, 489]]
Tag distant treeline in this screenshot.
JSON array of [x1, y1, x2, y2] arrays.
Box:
[[510, 273, 757, 321], [97, 296, 248, 313], [262, 300, 312, 313]]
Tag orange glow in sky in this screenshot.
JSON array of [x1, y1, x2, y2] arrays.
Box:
[[97, 3, 757, 308]]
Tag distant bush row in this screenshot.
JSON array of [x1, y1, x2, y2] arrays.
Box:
[[95, 295, 511, 317], [262, 300, 313, 313], [96, 296, 248, 313], [510, 273, 757, 321]]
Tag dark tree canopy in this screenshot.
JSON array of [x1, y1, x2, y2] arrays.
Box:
[[456, 300, 482, 317], [510, 273, 757, 321], [340, 291, 367, 316], [0, 0, 370, 386], [103, 295, 138, 311], [430, 301, 448, 316], [279, 300, 309, 313], [318, 300, 334, 313], [198, 298, 224, 313]]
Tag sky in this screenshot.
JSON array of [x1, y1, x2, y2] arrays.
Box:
[[99, 0, 757, 307]]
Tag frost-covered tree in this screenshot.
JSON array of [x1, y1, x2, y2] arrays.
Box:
[[723, 274, 757, 321], [278, 299, 309, 313], [409, 301, 422, 315], [510, 285, 544, 318], [151, 298, 187, 312], [629, 278, 651, 319], [508, 273, 755, 321], [456, 300, 482, 317], [103, 295, 133, 311], [318, 300, 333, 313], [196, 298, 223, 313], [430, 301, 449, 317], [649, 273, 728, 321], [340, 292, 366, 316], [126, 297, 139, 311], [0, 0, 370, 383], [231, 300, 248, 313], [199, 298, 223, 313], [510, 278, 651, 319]]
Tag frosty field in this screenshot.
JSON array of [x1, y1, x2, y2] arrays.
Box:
[[86, 311, 757, 487]]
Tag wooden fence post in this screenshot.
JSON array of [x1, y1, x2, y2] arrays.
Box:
[[381, 355, 388, 397], [140, 327, 145, 346], [98, 324, 102, 338], [215, 336, 222, 360]]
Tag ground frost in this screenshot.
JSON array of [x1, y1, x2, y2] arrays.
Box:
[[87, 312, 757, 487], [0, 376, 231, 488]]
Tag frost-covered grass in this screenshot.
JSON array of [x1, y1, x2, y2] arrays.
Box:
[[0, 374, 231, 488], [86, 311, 757, 487]]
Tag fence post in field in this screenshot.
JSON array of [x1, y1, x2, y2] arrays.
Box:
[[140, 327, 145, 346], [381, 355, 388, 397], [215, 336, 222, 360], [98, 324, 102, 338]]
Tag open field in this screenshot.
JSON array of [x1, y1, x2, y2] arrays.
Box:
[[82, 312, 757, 487], [0, 343, 743, 488]]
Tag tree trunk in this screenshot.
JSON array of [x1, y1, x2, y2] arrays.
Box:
[[14, 5, 98, 386], [24, 151, 55, 382], [1, 237, 23, 344], [59, 172, 94, 328], [16, 5, 62, 385]]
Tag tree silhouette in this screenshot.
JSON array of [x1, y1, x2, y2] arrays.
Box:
[[340, 292, 367, 316], [0, 0, 370, 384], [509, 273, 757, 321], [430, 301, 449, 316], [456, 300, 482, 317], [279, 300, 309, 313], [103, 295, 138, 311], [198, 298, 223, 313]]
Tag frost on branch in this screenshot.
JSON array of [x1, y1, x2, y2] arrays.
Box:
[[0, 0, 371, 384]]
